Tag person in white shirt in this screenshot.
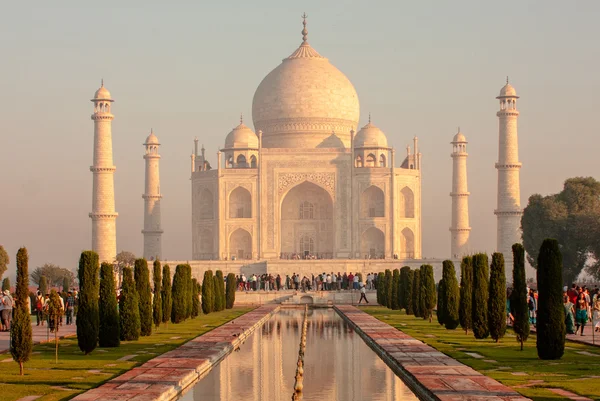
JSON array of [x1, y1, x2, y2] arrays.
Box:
[[359, 284, 369, 304]]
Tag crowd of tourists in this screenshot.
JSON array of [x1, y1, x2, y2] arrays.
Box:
[[31, 289, 77, 332], [235, 272, 379, 292], [0, 290, 13, 331], [563, 284, 600, 336]]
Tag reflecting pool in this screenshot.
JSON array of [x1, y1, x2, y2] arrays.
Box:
[[179, 308, 418, 401]]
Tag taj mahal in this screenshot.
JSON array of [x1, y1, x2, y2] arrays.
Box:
[[89, 17, 522, 279]]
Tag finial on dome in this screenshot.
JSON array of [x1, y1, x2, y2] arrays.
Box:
[[151, 128, 153, 134], [301, 12, 308, 43], [368, 112, 371, 124], [506, 76, 509, 84], [240, 113, 243, 125], [101, 78, 104, 87]]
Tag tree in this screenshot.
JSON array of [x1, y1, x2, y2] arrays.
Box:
[[412, 269, 421, 317], [39, 276, 48, 295], [419, 265, 436, 322], [191, 278, 200, 318], [47, 290, 62, 363], [512, 243, 530, 350], [522, 177, 600, 284], [376, 272, 384, 305], [536, 239, 566, 360], [161, 265, 172, 325], [459, 256, 473, 334], [215, 270, 226, 311], [201, 270, 215, 314], [115, 251, 136, 287], [472, 253, 489, 339], [11, 248, 32, 375], [134, 259, 153, 336], [391, 269, 400, 310], [152, 260, 162, 329], [488, 253, 507, 342], [76, 251, 100, 355], [62, 276, 70, 292], [442, 260, 460, 330], [99, 262, 119, 347], [399, 266, 410, 310], [384, 269, 393, 309], [119, 266, 140, 341], [2, 277, 10, 292], [226, 273, 236, 309], [437, 276, 446, 326], [171, 264, 187, 323], [185, 265, 193, 318], [213, 275, 223, 312], [405, 269, 414, 315], [0, 245, 9, 279], [31, 263, 75, 287]]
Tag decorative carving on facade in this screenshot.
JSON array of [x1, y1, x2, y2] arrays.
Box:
[[277, 172, 335, 196], [257, 117, 356, 134]]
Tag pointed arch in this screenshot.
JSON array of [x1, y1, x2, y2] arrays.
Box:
[[399, 186, 415, 218], [361, 185, 385, 218], [355, 155, 363, 168], [236, 154, 247, 167], [250, 155, 257, 168], [400, 227, 415, 258], [379, 153, 386, 167], [365, 153, 376, 167], [198, 188, 214, 220], [361, 227, 385, 259], [229, 228, 252, 260], [229, 186, 252, 218]]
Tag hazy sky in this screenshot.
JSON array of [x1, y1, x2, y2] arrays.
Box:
[[1, 1, 599, 280]]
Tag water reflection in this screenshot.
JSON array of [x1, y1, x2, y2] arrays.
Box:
[[179, 309, 418, 401]]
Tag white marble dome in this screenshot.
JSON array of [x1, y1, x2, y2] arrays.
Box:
[[498, 83, 517, 98], [94, 84, 112, 100], [354, 122, 388, 148], [452, 132, 466, 143], [145, 131, 159, 145], [224, 123, 258, 149], [252, 37, 360, 148]]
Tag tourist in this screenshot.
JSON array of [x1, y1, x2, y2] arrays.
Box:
[[575, 292, 588, 336], [35, 290, 44, 326], [326, 273, 332, 291], [353, 273, 359, 290], [347, 272, 354, 290], [276, 274, 281, 291], [358, 284, 369, 304], [592, 294, 600, 332], [1, 290, 13, 331], [564, 295, 575, 334], [294, 273, 300, 290], [331, 272, 337, 291], [528, 289, 537, 325], [0, 290, 4, 331], [65, 291, 75, 325]]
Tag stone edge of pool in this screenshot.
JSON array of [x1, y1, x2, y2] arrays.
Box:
[[334, 305, 532, 401], [71, 305, 280, 401]]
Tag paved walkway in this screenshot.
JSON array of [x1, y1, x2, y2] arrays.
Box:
[[529, 326, 600, 348], [336, 305, 530, 401], [0, 321, 77, 352]]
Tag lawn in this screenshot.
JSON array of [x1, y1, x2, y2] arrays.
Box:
[[0, 307, 253, 401], [361, 306, 600, 401]]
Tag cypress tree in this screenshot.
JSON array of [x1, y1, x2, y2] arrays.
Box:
[[376, 272, 384, 305], [99, 262, 119, 347], [191, 278, 200, 318], [391, 269, 400, 310], [184, 265, 192, 319], [201, 270, 215, 314], [384, 269, 393, 309], [420, 265, 436, 322], [161, 265, 172, 325], [2, 277, 10, 292], [76, 251, 100, 354], [512, 243, 530, 350], [442, 260, 460, 330], [62, 276, 70, 292], [134, 259, 152, 336], [171, 264, 187, 323], [459, 256, 473, 334], [489, 253, 507, 342], [472, 253, 490, 339], [216, 270, 226, 311], [213, 275, 223, 312], [152, 260, 162, 328], [405, 269, 414, 315], [437, 277, 446, 325], [10, 248, 32, 375], [226, 273, 236, 309], [119, 266, 140, 341], [412, 269, 421, 317], [39, 275, 48, 295], [536, 239, 566, 360], [399, 266, 410, 310]]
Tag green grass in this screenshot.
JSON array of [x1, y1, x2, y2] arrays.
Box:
[[0, 307, 253, 401], [361, 306, 600, 401]]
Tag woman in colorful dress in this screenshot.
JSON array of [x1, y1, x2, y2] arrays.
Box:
[[575, 292, 588, 336], [563, 295, 575, 334]]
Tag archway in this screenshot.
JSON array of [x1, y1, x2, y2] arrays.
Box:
[[360, 227, 385, 259], [399, 186, 415, 218], [197, 228, 214, 260], [229, 228, 252, 260], [400, 227, 415, 258], [198, 189, 214, 220], [229, 187, 252, 218], [280, 181, 333, 259], [361, 185, 385, 218]]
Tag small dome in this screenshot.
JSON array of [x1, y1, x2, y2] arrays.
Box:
[[145, 131, 159, 145], [93, 84, 112, 100], [225, 123, 258, 149], [453, 132, 466, 143], [498, 82, 518, 98], [354, 122, 388, 148]]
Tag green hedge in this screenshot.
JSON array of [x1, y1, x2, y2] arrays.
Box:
[[77, 251, 99, 354], [119, 266, 140, 341], [99, 262, 119, 347]]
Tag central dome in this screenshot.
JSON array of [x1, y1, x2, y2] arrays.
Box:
[[252, 22, 360, 148]]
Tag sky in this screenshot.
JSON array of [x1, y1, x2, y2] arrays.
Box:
[[1, 1, 599, 281]]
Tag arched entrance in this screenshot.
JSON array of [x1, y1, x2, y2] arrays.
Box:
[[360, 227, 385, 259], [229, 228, 252, 260], [280, 181, 333, 259]]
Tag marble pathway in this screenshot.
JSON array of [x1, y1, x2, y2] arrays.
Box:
[[72, 305, 279, 401], [335, 305, 530, 401]]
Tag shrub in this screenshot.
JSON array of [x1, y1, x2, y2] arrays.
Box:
[[405, 269, 414, 315], [119, 266, 140, 341], [536, 239, 566, 360], [76, 251, 100, 354], [191, 278, 200, 318], [134, 259, 152, 336], [226, 273, 236, 309], [442, 260, 460, 330], [99, 262, 119, 347], [161, 265, 172, 325], [11, 248, 32, 375], [171, 264, 187, 323], [489, 253, 507, 342], [384, 269, 393, 309], [201, 270, 215, 314], [412, 269, 421, 317], [437, 277, 446, 326], [391, 269, 400, 310], [459, 256, 473, 334], [39, 275, 48, 295], [420, 265, 436, 322], [152, 260, 162, 329], [399, 266, 410, 310], [472, 253, 490, 339], [2, 277, 10, 292], [512, 243, 530, 350], [215, 270, 225, 311]]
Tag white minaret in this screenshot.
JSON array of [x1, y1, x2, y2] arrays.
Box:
[[142, 129, 163, 260], [495, 78, 522, 270], [450, 129, 471, 258], [90, 81, 118, 263]]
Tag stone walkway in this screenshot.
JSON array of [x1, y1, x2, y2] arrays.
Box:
[[335, 305, 530, 401], [71, 305, 279, 401], [530, 326, 600, 348], [0, 321, 77, 353]]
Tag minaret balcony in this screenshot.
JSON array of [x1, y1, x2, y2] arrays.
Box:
[[142, 229, 164, 234], [142, 194, 162, 199], [91, 113, 114, 121], [89, 212, 119, 219], [494, 209, 523, 216], [495, 162, 522, 169], [90, 166, 116, 172]]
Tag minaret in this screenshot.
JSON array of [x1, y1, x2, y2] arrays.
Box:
[[142, 129, 163, 260], [495, 78, 522, 270], [90, 81, 118, 263], [450, 128, 471, 258]]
